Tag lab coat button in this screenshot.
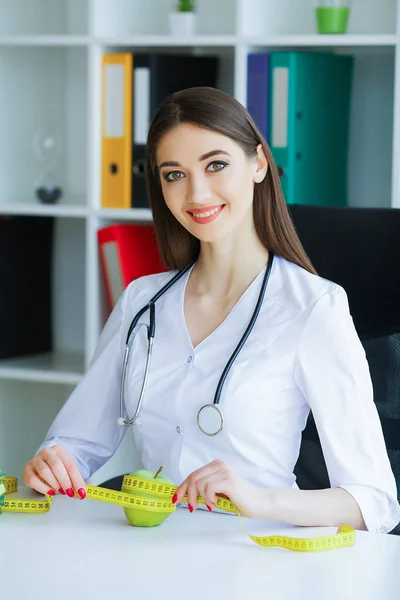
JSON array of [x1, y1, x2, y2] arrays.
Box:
[[176, 426, 181, 434], [187, 356, 193, 363]]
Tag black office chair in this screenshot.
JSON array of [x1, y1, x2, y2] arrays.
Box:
[[100, 474, 125, 491], [289, 204, 400, 535]]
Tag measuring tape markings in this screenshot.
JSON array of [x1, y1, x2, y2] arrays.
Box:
[[0, 474, 355, 552]]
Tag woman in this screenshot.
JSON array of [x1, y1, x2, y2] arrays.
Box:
[[23, 86, 400, 533]]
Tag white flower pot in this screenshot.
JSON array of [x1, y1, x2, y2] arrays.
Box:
[[169, 11, 197, 36]]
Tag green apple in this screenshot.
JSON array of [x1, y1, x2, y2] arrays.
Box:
[[122, 466, 175, 527]]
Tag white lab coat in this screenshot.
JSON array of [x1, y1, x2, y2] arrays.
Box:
[[37, 254, 400, 533]]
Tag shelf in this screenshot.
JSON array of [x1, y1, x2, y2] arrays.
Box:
[[97, 35, 239, 47], [0, 35, 91, 46], [0, 34, 397, 49], [0, 351, 85, 385], [0, 202, 90, 218], [97, 208, 153, 222], [0, 34, 237, 49], [0, 206, 153, 220], [245, 34, 399, 47]]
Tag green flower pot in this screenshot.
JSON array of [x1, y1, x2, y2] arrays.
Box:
[[316, 7, 350, 34]]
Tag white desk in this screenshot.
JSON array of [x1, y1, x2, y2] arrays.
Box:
[[1, 487, 400, 600]]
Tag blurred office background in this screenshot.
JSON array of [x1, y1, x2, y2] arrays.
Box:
[[1, 0, 399, 486]]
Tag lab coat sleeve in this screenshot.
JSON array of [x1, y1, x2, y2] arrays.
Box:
[[35, 283, 136, 481], [294, 285, 400, 533]]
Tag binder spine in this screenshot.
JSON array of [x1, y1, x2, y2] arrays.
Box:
[[269, 52, 293, 204], [101, 53, 133, 209], [98, 224, 166, 311], [132, 58, 151, 208], [247, 53, 269, 142]]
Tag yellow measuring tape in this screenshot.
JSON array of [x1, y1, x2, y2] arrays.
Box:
[[0, 473, 355, 552]]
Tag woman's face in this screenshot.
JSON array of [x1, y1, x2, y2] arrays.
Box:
[[156, 123, 267, 243]]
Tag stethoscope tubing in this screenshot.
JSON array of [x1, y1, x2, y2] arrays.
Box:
[[118, 253, 274, 432]]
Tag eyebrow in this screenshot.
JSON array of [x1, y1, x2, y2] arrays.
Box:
[[158, 149, 231, 170]]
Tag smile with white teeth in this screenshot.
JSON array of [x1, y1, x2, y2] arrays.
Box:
[[191, 206, 223, 218]]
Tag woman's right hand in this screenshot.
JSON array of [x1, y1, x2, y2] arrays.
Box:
[[22, 444, 87, 499]]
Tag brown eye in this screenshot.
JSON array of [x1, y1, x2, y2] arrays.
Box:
[[207, 161, 228, 172], [165, 171, 184, 182]]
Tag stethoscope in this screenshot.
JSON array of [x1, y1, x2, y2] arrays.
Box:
[[117, 252, 274, 436]]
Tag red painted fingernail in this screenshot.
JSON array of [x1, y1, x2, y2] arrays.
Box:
[[66, 488, 74, 498], [172, 493, 178, 504], [188, 504, 194, 513], [47, 489, 55, 496], [58, 488, 65, 495], [207, 505, 212, 511], [77, 488, 86, 499]]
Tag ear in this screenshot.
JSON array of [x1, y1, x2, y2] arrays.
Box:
[[253, 143, 268, 184]]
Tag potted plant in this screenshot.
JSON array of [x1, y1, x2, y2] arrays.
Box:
[[169, 0, 197, 37]]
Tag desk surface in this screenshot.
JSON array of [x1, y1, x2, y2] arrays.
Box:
[[1, 487, 400, 600]]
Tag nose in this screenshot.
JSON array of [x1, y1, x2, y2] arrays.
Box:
[[187, 173, 212, 205]]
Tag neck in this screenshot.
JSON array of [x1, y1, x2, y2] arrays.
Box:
[[190, 216, 269, 299]]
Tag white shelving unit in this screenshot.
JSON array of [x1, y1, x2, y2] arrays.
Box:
[[1, 0, 399, 482]]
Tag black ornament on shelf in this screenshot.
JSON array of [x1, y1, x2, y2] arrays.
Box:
[[35, 186, 63, 204]]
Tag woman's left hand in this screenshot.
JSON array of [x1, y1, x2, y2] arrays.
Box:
[[172, 459, 269, 518]]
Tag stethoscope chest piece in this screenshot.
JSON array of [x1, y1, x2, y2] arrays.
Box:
[[197, 404, 224, 436]]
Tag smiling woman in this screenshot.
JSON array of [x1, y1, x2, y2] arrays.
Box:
[[145, 87, 315, 273], [26, 86, 400, 536]]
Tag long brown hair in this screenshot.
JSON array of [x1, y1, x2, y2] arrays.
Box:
[[145, 86, 317, 275]]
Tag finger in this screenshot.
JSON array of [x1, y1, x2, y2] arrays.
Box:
[[205, 479, 232, 508], [173, 480, 188, 505], [22, 464, 56, 497], [174, 461, 226, 507], [186, 477, 199, 512], [37, 448, 72, 495], [181, 460, 222, 504], [197, 473, 223, 509], [55, 445, 86, 499], [29, 457, 60, 494]]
